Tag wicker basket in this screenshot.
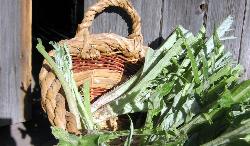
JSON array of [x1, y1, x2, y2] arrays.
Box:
[[39, 0, 147, 134]]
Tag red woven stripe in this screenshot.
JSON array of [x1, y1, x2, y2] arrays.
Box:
[[72, 55, 126, 73]]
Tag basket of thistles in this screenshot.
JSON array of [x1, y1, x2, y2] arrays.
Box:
[[37, 0, 250, 145], [38, 0, 147, 134]]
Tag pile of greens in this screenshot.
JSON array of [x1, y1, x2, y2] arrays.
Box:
[[37, 16, 250, 146]]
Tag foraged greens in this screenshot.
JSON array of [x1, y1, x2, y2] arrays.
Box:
[[37, 16, 250, 146]]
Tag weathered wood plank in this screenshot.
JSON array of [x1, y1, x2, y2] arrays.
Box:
[[140, 0, 162, 47], [83, 0, 162, 48], [0, 0, 21, 126], [20, 0, 32, 122], [161, 0, 205, 39], [206, 0, 246, 62], [239, 0, 250, 80], [0, 0, 32, 126]]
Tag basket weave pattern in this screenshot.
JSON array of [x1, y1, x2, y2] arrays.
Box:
[[39, 0, 146, 134]]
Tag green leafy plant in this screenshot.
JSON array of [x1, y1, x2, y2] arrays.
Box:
[[37, 16, 250, 146]]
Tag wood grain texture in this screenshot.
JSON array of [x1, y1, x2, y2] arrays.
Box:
[[161, 0, 205, 39], [0, 0, 21, 126], [139, 0, 162, 47], [206, 0, 246, 62], [20, 0, 32, 123], [239, 0, 250, 80], [0, 0, 32, 126], [83, 0, 162, 47]]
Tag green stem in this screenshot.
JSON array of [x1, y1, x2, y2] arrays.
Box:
[[101, 129, 166, 137], [36, 39, 94, 130], [72, 78, 94, 130]]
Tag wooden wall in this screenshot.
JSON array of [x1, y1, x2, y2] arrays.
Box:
[[0, 0, 32, 126], [82, 0, 250, 80]]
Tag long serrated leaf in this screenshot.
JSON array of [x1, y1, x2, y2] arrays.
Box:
[[208, 64, 231, 84], [142, 26, 190, 74], [201, 53, 209, 80], [213, 25, 223, 54], [231, 80, 250, 103], [206, 16, 233, 53], [184, 41, 200, 84]]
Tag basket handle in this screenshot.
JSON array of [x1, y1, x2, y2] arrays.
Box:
[[75, 0, 142, 42]]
